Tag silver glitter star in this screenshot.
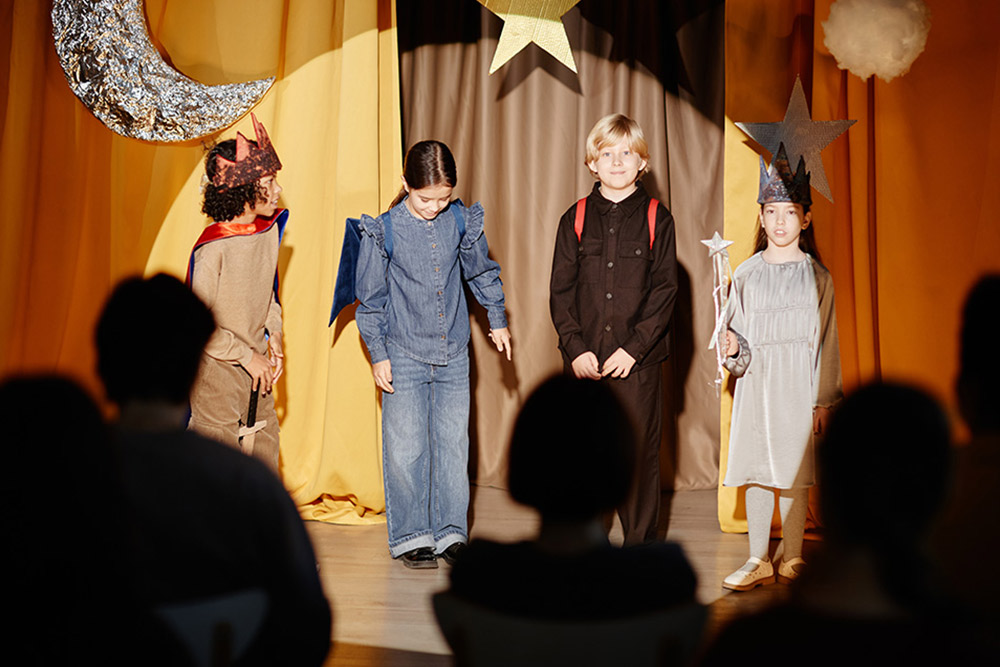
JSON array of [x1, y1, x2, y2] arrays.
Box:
[[701, 231, 733, 257], [735, 76, 856, 202]]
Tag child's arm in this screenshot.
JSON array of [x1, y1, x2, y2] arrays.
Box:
[[355, 216, 392, 378], [549, 205, 592, 364], [722, 275, 751, 378], [266, 290, 283, 382], [813, 263, 842, 409], [191, 244, 274, 392], [457, 203, 511, 359], [616, 205, 678, 365]]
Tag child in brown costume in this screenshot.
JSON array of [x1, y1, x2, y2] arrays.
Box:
[[187, 114, 286, 472]]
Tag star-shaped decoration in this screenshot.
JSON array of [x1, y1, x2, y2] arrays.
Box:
[[735, 76, 856, 202], [701, 231, 733, 257], [478, 0, 582, 74]]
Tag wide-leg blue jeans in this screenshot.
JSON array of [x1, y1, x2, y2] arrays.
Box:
[[382, 344, 470, 558]]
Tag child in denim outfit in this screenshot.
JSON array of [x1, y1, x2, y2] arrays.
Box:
[[355, 140, 512, 568]]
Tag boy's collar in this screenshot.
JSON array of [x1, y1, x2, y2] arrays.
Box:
[[589, 181, 647, 216]]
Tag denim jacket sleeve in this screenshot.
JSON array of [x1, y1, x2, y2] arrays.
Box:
[[355, 214, 391, 364], [458, 202, 508, 330]]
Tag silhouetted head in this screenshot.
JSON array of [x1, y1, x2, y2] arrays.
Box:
[[957, 275, 1000, 436], [818, 382, 950, 549], [96, 274, 215, 406], [508, 375, 635, 522]]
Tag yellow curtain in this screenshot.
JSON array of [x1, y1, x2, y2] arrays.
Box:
[[0, 0, 399, 523], [720, 0, 1000, 532]]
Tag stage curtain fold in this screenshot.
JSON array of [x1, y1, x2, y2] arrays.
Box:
[[395, 0, 726, 492], [720, 0, 1000, 533], [0, 0, 400, 524]]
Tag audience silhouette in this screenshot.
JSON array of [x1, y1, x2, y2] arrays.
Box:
[[449, 374, 696, 619], [930, 274, 1000, 650], [95, 274, 331, 665], [699, 382, 986, 665], [4, 374, 186, 663]]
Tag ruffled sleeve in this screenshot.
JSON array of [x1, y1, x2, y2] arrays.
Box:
[[456, 201, 507, 330], [355, 213, 391, 363], [458, 201, 485, 249]]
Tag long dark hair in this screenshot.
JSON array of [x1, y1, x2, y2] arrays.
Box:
[[752, 204, 822, 264], [389, 140, 457, 209]]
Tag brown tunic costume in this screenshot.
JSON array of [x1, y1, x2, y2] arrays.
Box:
[[188, 213, 284, 471]]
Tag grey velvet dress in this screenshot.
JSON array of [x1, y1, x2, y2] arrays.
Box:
[[723, 253, 841, 489]]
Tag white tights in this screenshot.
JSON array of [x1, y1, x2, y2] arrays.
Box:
[[745, 484, 808, 563]]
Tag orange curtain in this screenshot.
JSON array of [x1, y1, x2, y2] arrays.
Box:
[[720, 0, 1000, 532], [0, 0, 400, 524]]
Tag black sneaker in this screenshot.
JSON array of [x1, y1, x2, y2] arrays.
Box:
[[400, 547, 438, 569], [440, 542, 468, 566]]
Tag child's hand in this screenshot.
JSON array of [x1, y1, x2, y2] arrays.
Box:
[[488, 327, 513, 361], [373, 360, 394, 394], [602, 348, 636, 379], [813, 406, 831, 435], [246, 351, 275, 394], [268, 332, 284, 383], [725, 330, 739, 357], [571, 351, 601, 380]]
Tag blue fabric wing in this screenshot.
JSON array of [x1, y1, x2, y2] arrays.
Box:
[[329, 217, 362, 325]]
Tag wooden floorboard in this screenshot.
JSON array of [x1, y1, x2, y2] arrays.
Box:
[[308, 486, 806, 666]]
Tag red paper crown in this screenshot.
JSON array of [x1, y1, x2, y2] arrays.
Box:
[[212, 113, 282, 190]]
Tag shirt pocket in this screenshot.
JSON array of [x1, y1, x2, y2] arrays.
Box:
[[578, 238, 604, 284], [617, 241, 651, 288]]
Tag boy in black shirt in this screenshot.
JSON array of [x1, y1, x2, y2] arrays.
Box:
[[549, 113, 678, 545]]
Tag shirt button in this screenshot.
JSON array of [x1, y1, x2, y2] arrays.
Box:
[[609, 228, 615, 234], [635, 249, 642, 256], [605, 324, 612, 332], [606, 293, 613, 300], [612, 204, 618, 210], [435, 267, 440, 272], [439, 313, 444, 317], [438, 291, 443, 296], [432, 243, 437, 248], [441, 335, 446, 340], [607, 261, 614, 269]]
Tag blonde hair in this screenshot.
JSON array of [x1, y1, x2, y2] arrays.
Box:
[[585, 113, 650, 175]]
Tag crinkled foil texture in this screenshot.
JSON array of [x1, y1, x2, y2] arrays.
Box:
[[52, 0, 273, 142]]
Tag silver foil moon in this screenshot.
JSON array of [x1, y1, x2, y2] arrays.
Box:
[[52, 0, 274, 143]]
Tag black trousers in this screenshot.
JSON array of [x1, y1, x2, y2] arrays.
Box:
[[605, 362, 663, 545]]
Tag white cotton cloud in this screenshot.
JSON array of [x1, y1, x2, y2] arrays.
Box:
[[822, 0, 931, 82]]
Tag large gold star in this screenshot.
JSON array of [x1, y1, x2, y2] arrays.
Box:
[[478, 0, 582, 74]]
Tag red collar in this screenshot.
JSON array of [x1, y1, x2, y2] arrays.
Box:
[[192, 209, 285, 248]]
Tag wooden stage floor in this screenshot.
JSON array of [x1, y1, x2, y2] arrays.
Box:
[[308, 486, 803, 666]]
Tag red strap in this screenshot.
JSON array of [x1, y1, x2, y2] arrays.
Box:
[[574, 197, 587, 243], [647, 198, 658, 249], [574, 197, 658, 249]]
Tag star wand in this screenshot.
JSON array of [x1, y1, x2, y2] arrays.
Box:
[[702, 232, 734, 396]]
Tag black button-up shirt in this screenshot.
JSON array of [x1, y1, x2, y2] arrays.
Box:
[[549, 182, 678, 368]]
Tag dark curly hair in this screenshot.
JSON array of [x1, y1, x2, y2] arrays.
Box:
[[202, 139, 268, 222]]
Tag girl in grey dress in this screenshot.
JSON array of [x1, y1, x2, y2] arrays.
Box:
[[720, 148, 842, 591]]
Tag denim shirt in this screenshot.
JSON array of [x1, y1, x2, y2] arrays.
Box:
[[355, 199, 507, 365]]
